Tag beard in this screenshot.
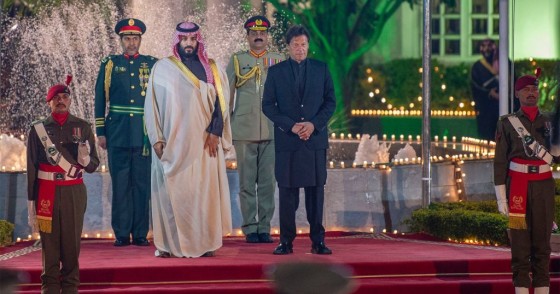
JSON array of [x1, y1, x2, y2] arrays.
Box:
[[483, 51, 494, 63], [178, 43, 197, 59]]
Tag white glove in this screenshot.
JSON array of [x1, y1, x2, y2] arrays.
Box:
[[494, 185, 509, 216], [27, 200, 39, 234], [77, 142, 91, 167]]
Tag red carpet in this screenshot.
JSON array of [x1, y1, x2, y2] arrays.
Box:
[[1, 233, 559, 293]]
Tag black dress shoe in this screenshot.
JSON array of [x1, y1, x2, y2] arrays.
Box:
[[311, 242, 332, 255], [273, 243, 293, 255], [155, 250, 171, 258], [245, 233, 260, 243], [114, 238, 131, 247], [201, 251, 215, 257], [258, 233, 273, 243], [133, 237, 150, 246]]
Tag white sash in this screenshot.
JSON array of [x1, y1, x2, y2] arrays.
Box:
[[506, 116, 553, 165], [34, 122, 82, 178]]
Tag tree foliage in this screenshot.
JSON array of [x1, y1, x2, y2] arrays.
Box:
[[267, 0, 454, 131]]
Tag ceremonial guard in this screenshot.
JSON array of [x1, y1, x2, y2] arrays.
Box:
[[226, 16, 284, 243], [494, 69, 556, 294], [94, 18, 156, 247], [27, 76, 100, 293]]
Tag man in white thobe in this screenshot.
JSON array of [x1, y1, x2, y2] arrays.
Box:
[[144, 21, 232, 258]]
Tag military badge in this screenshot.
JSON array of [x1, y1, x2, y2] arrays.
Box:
[[47, 145, 57, 157], [115, 66, 127, 73], [39, 200, 51, 214], [139, 63, 150, 96], [511, 195, 524, 210], [72, 127, 82, 143], [128, 19, 135, 26], [263, 58, 282, 71]]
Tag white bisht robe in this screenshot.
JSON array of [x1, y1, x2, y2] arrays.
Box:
[[144, 56, 233, 257]]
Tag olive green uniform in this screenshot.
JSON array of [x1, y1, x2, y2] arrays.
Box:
[[493, 110, 555, 288], [226, 50, 284, 235], [27, 115, 100, 293]]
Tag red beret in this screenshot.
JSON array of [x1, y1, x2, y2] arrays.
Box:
[[515, 68, 541, 91], [46, 75, 72, 102]]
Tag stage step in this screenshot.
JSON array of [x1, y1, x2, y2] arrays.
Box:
[[16, 276, 560, 294]]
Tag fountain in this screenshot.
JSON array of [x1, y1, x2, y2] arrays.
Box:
[[0, 0, 265, 240], [0, 0, 258, 135], [0, 134, 26, 171], [354, 134, 391, 166], [0, 0, 497, 241]]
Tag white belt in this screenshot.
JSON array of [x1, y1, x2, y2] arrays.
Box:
[[509, 162, 550, 174], [38, 170, 82, 181]]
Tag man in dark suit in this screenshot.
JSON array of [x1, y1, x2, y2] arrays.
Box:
[[262, 25, 336, 255]]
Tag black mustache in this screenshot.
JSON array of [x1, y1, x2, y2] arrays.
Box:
[[254, 39, 263, 42], [184, 46, 195, 50]]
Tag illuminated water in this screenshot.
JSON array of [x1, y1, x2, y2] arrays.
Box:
[[0, 0, 259, 134]]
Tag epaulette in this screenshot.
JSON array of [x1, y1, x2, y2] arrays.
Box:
[[144, 55, 157, 61], [74, 116, 90, 124], [498, 113, 516, 121], [101, 55, 113, 64], [267, 51, 285, 58], [30, 117, 46, 126]]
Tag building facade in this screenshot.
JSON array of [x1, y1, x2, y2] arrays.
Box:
[[366, 0, 560, 64]]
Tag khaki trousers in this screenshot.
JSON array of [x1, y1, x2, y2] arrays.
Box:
[[40, 184, 87, 294], [234, 140, 276, 235]]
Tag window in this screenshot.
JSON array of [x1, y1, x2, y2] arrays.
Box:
[[432, 0, 461, 55], [431, 0, 499, 58]]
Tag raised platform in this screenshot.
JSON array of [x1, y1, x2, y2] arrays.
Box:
[[1, 233, 559, 293]]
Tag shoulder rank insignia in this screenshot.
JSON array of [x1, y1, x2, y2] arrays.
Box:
[[30, 118, 45, 126], [101, 56, 112, 64]]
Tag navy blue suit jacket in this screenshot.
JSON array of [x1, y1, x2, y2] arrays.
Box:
[[262, 58, 336, 152]]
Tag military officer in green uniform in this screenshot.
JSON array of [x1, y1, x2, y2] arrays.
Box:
[[94, 18, 157, 247], [226, 16, 284, 243]]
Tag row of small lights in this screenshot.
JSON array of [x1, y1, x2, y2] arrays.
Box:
[[330, 133, 495, 145], [327, 153, 494, 170], [448, 237, 501, 247], [0, 164, 108, 173], [17, 231, 502, 246], [363, 67, 475, 113], [18, 228, 402, 241], [0, 135, 497, 173], [0, 133, 111, 173], [453, 159, 466, 198], [351, 109, 476, 117], [17, 232, 116, 242]]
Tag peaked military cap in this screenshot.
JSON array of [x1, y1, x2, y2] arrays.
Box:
[[115, 18, 146, 35], [244, 16, 270, 31]]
